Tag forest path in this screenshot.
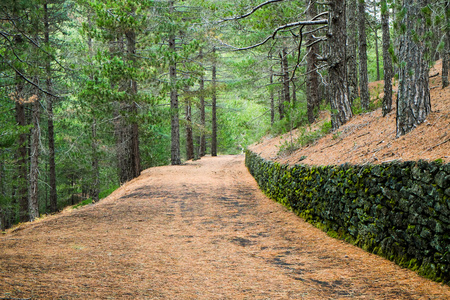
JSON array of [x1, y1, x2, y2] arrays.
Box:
[[1, 155, 450, 299]]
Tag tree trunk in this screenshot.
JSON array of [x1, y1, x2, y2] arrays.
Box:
[[373, 0, 381, 81], [328, 0, 352, 130], [307, 0, 320, 123], [358, 0, 370, 110], [126, 28, 141, 179], [292, 80, 297, 107], [169, 1, 181, 164], [114, 104, 125, 184], [0, 149, 5, 230], [269, 56, 275, 125], [91, 118, 99, 202], [347, 0, 358, 106], [199, 48, 206, 157], [185, 100, 194, 160], [87, 14, 99, 202], [443, 0, 450, 88], [44, 3, 57, 213], [14, 71, 28, 222], [396, 0, 431, 137], [211, 47, 218, 157], [29, 91, 40, 221], [281, 47, 290, 108], [278, 89, 284, 120], [381, 0, 393, 116]]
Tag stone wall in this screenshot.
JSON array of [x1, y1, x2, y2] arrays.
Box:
[[245, 150, 450, 283]]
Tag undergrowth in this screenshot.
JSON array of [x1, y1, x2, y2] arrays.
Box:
[[277, 121, 332, 156], [72, 185, 119, 209]]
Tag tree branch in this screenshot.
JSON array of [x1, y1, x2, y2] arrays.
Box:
[[219, 0, 285, 23], [290, 26, 305, 82], [0, 54, 59, 98], [222, 19, 328, 51]]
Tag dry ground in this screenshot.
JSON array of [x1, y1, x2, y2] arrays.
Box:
[[1, 156, 450, 299], [250, 60, 450, 166]]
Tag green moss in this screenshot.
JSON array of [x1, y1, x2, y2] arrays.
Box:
[[245, 150, 450, 285]]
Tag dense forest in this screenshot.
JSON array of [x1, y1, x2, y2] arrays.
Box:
[[1, 0, 449, 229]]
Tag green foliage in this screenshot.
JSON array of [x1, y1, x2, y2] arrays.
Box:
[[99, 185, 119, 199], [277, 121, 331, 156], [72, 198, 93, 209]]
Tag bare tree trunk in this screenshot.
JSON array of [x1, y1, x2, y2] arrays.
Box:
[[358, 0, 370, 110], [44, 3, 57, 213], [29, 91, 40, 221], [269, 56, 275, 125], [307, 0, 320, 123], [443, 0, 450, 88], [281, 47, 290, 108], [126, 28, 141, 179], [396, 0, 431, 137], [347, 0, 358, 106], [292, 80, 297, 107], [87, 14, 99, 202], [0, 149, 5, 230], [113, 104, 125, 184], [185, 97, 194, 160], [381, 0, 393, 116], [199, 48, 206, 157], [328, 0, 352, 130], [13, 56, 28, 222], [91, 118, 99, 202], [169, 1, 181, 164], [373, 0, 381, 81], [278, 89, 284, 120], [211, 47, 217, 157]]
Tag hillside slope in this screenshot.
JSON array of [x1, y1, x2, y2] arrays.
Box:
[[250, 60, 450, 166]]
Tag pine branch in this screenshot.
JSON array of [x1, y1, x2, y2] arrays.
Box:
[[219, 0, 286, 23], [221, 19, 328, 51], [0, 53, 59, 98]]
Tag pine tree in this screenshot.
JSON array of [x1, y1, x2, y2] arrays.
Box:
[[396, 0, 431, 136]]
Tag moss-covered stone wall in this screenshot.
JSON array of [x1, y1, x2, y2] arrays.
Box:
[[245, 150, 450, 283]]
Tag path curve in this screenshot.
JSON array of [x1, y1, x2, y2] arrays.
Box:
[[1, 155, 450, 299]]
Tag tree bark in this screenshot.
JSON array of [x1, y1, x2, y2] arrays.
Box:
[[307, 0, 320, 123], [442, 0, 450, 88], [91, 118, 99, 202], [15, 86, 28, 222], [358, 0, 370, 110], [44, 2, 57, 213], [396, 0, 431, 137], [281, 47, 290, 108], [347, 0, 358, 106], [270, 59, 275, 125], [211, 47, 218, 157], [185, 97, 194, 161], [373, 0, 381, 81], [87, 14, 99, 202], [199, 49, 206, 157], [381, 0, 393, 116], [169, 1, 181, 164], [29, 91, 40, 221], [328, 0, 352, 130], [125, 28, 141, 179]]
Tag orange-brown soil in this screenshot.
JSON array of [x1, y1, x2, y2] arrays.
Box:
[[1, 156, 450, 299], [250, 60, 450, 166]]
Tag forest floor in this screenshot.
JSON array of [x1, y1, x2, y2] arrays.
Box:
[[250, 60, 450, 166], [1, 155, 450, 299]]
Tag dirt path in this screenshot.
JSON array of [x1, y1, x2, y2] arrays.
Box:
[[1, 155, 450, 299]]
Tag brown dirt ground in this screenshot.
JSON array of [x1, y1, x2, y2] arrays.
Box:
[[1, 155, 450, 299], [250, 60, 450, 166]]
